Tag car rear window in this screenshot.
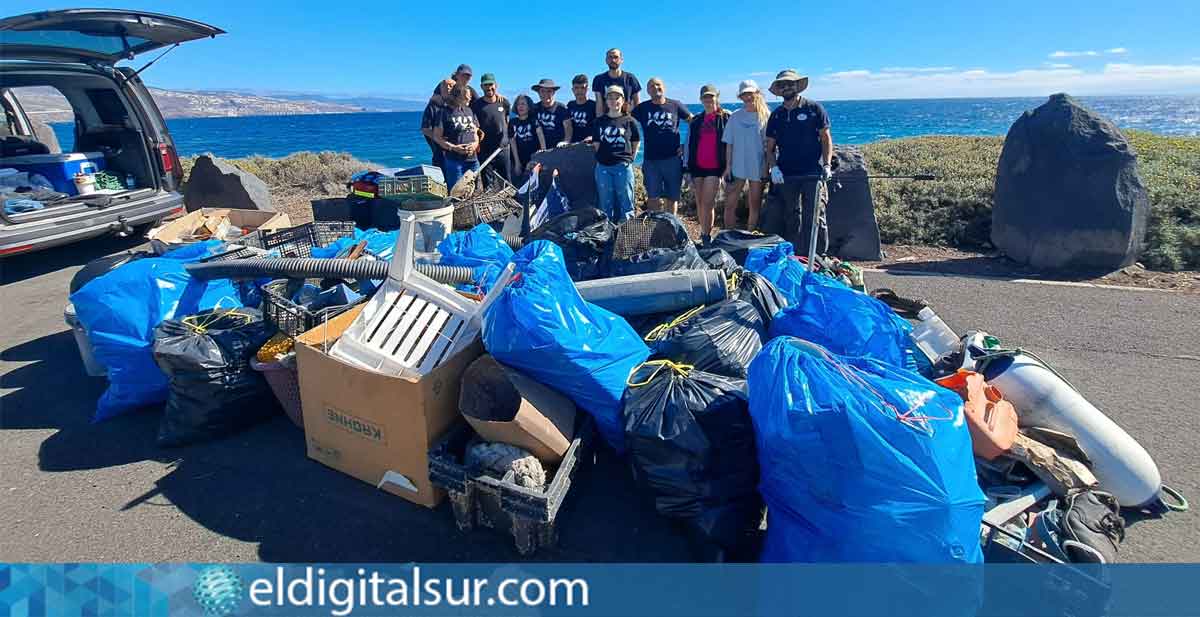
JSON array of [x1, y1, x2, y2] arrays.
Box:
[[0, 30, 151, 58], [85, 89, 129, 125]]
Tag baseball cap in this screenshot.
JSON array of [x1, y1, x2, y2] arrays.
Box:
[[604, 85, 624, 97], [479, 73, 497, 86], [737, 79, 760, 95], [700, 84, 719, 98], [455, 64, 473, 75]]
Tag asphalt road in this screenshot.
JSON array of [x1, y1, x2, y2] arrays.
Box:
[[2, 236, 1197, 563]]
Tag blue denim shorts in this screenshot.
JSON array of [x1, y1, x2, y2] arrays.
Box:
[[642, 156, 683, 200]]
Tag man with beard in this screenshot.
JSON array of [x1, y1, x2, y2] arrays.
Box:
[[764, 69, 833, 257], [470, 73, 511, 185], [592, 48, 641, 116]]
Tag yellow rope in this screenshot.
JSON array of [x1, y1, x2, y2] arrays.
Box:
[[626, 359, 695, 387], [643, 304, 706, 342], [181, 302, 251, 334], [727, 270, 740, 295]]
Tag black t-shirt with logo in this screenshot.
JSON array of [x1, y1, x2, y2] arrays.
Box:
[[421, 95, 449, 163], [441, 105, 480, 161], [566, 100, 596, 143], [534, 102, 570, 146], [765, 98, 831, 176], [592, 114, 641, 166], [592, 71, 642, 112], [508, 115, 540, 165], [471, 96, 509, 153], [632, 98, 693, 161]]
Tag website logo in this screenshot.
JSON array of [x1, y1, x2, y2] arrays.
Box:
[[193, 566, 244, 617]]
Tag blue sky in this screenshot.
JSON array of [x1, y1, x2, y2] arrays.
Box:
[[7, 0, 1200, 101]]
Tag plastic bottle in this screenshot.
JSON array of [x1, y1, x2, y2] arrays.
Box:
[[125, 173, 136, 189], [911, 306, 959, 363]]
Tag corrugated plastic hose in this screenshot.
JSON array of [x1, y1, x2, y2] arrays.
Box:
[[184, 258, 475, 284]]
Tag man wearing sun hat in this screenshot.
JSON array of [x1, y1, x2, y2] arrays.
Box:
[[532, 78, 572, 148], [764, 68, 833, 256]]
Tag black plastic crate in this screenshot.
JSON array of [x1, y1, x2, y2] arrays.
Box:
[[429, 416, 594, 555], [197, 246, 258, 263], [260, 221, 356, 258], [260, 278, 363, 337]]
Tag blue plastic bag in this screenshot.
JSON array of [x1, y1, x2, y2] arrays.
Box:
[[768, 270, 913, 367], [70, 250, 241, 421], [743, 242, 809, 307], [747, 337, 984, 563], [438, 223, 516, 293], [310, 228, 400, 261], [482, 240, 650, 451]]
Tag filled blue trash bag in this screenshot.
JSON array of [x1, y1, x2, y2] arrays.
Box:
[[768, 270, 913, 367], [70, 244, 242, 422], [310, 228, 399, 261], [482, 240, 650, 451], [747, 337, 984, 563], [744, 242, 807, 306], [438, 224, 516, 293]]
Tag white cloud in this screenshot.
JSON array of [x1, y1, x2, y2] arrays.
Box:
[[1044, 62, 1073, 69], [806, 63, 1200, 100], [880, 66, 956, 73], [1049, 50, 1099, 58], [1107, 47, 1128, 54]]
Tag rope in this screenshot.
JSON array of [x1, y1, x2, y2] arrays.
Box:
[[627, 359, 694, 387], [643, 305, 706, 342], [181, 302, 251, 334]]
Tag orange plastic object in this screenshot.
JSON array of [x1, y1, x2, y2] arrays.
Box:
[[936, 369, 1019, 460]]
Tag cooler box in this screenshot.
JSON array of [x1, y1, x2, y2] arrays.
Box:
[[0, 152, 106, 195]]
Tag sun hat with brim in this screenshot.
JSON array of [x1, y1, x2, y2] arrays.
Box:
[[737, 79, 760, 96], [531, 78, 561, 91], [700, 84, 719, 98], [769, 69, 809, 96]]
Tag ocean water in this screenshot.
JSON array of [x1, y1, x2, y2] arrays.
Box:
[[51, 95, 1198, 168]]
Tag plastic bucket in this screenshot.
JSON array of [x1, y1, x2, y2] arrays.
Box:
[[251, 358, 304, 428], [64, 303, 106, 377], [397, 202, 455, 252]]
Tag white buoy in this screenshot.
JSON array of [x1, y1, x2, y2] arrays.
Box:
[[982, 351, 1162, 507]]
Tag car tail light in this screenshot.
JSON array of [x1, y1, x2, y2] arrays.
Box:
[[158, 142, 183, 182]]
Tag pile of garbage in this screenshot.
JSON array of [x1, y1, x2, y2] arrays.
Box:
[[64, 167, 1183, 562]]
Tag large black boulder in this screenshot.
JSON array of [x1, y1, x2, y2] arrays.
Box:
[[992, 93, 1148, 271], [827, 146, 882, 260], [530, 143, 598, 212], [184, 155, 274, 212]]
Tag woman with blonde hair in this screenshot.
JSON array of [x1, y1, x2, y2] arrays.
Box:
[[721, 79, 770, 230]]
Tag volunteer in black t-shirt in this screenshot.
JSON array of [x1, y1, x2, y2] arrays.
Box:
[[432, 84, 484, 190], [420, 78, 456, 167], [470, 73, 511, 185], [567, 73, 596, 144], [632, 77, 693, 215], [592, 85, 641, 223], [507, 95, 540, 183], [764, 69, 833, 257], [432, 63, 479, 100], [592, 48, 642, 116], [531, 78, 571, 149]]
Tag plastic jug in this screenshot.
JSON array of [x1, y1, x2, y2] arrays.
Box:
[[911, 307, 959, 362]]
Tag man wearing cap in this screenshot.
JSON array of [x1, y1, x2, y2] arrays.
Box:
[[633, 77, 692, 215], [532, 78, 572, 149], [764, 69, 833, 256], [471, 73, 511, 185], [592, 48, 642, 116], [420, 78, 457, 168], [567, 74, 596, 144], [433, 64, 479, 99]]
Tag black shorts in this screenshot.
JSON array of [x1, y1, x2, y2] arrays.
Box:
[[691, 167, 722, 178]]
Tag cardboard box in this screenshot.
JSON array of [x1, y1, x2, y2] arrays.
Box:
[[295, 305, 482, 508], [459, 355, 577, 463], [147, 207, 291, 253]]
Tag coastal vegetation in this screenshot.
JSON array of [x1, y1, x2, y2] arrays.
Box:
[[181, 131, 1200, 271]]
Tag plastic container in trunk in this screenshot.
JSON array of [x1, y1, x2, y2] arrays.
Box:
[[428, 417, 594, 555]]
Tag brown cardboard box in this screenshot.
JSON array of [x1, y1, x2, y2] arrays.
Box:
[[295, 305, 482, 508], [147, 207, 291, 253], [459, 356, 577, 463]]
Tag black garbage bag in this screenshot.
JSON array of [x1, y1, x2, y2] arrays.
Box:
[[697, 247, 738, 275], [528, 207, 614, 281], [153, 308, 279, 447], [732, 271, 788, 330], [623, 362, 763, 555], [608, 211, 706, 276], [711, 230, 785, 265], [69, 250, 152, 293], [645, 300, 765, 379]]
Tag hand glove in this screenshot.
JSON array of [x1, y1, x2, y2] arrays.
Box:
[[821, 165, 833, 182], [769, 165, 785, 185]]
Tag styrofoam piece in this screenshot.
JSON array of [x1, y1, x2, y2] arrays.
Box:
[[330, 211, 513, 378]]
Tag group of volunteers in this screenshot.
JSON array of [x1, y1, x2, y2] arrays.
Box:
[[419, 48, 833, 254]]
